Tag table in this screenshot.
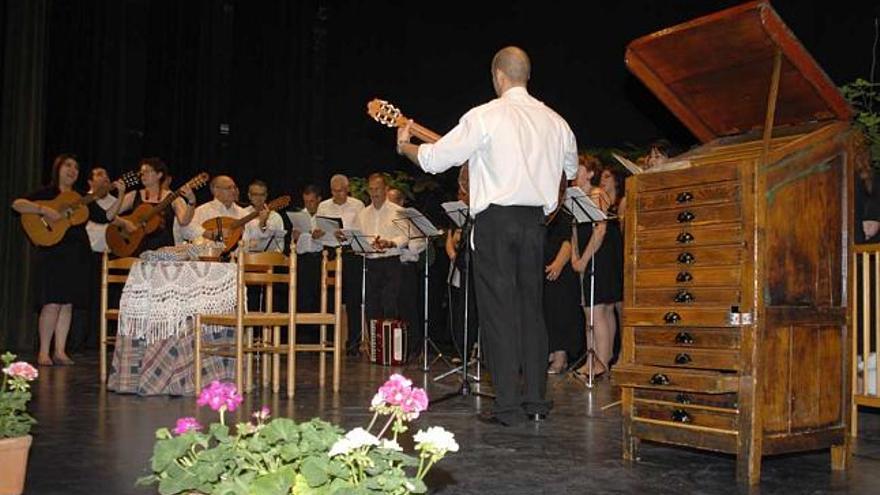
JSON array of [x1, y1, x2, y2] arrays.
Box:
[[107, 260, 238, 396]]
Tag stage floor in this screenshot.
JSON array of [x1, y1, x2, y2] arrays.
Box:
[[22, 352, 880, 494]]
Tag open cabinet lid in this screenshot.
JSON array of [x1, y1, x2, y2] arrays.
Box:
[[625, 0, 852, 143]]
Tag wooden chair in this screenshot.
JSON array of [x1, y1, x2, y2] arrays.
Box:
[[99, 252, 139, 384], [194, 244, 295, 396], [293, 248, 344, 392]]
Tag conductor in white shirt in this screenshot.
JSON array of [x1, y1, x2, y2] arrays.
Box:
[[395, 46, 578, 425]]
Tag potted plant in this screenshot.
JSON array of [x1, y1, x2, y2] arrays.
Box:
[[0, 352, 38, 495], [138, 374, 457, 494]]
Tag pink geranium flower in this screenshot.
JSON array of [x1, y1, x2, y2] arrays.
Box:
[[378, 374, 413, 407], [197, 381, 243, 412], [173, 417, 202, 435], [3, 362, 38, 381], [401, 387, 429, 419]]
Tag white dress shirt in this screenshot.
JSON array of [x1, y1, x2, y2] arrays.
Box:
[[315, 196, 365, 229], [352, 201, 408, 259], [181, 199, 250, 243], [85, 193, 116, 253], [242, 206, 286, 252], [417, 86, 578, 216]]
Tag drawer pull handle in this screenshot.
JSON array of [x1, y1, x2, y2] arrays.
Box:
[[663, 312, 681, 324], [674, 331, 694, 345], [676, 192, 694, 203], [671, 409, 692, 423], [649, 373, 670, 386], [674, 353, 692, 365], [676, 232, 694, 244], [673, 290, 694, 303], [677, 210, 695, 223], [676, 271, 693, 283], [677, 252, 695, 264], [675, 393, 692, 404]]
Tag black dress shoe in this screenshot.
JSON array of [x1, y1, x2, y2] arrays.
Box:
[[526, 413, 547, 422], [477, 412, 511, 427]]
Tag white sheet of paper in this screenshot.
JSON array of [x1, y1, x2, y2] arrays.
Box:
[[565, 187, 607, 224], [395, 208, 442, 238], [612, 152, 644, 175], [441, 201, 469, 227], [315, 216, 344, 246], [286, 210, 312, 234], [340, 229, 386, 254]]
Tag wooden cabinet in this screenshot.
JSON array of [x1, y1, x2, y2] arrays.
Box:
[[615, 1, 864, 484]]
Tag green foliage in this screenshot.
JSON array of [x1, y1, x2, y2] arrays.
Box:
[[841, 78, 880, 166], [347, 171, 441, 205], [137, 417, 429, 495], [0, 352, 37, 438]]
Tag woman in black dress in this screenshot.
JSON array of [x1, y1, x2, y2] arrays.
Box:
[[12, 154, 104, 366], [571, 164, 625, 378], [544, 206, 584, 374]]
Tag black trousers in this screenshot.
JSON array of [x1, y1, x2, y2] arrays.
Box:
[[473, 204, 550, 422], [342, 252, 363, 349], [365, 257, 403, 320]]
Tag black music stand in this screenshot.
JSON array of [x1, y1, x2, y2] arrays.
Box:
[[557, 187, 608, 389], [392, 208, 451, 372], [432, 201, 493, 404], [340, 229, 381, 356]]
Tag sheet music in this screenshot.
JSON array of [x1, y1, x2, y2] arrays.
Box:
[[315, 215, 344, 246], [340, 228, 387, 255], [612, 152, 644, 175], [394, 207, 442, 238], [565, 187, 607, 224], [286, 210, 312, 234], [441, 201, 469, 227]]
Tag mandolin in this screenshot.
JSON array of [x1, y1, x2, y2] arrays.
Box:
[[367, 98, 566, 224], [201, 195, 291, 252], [106, 172, 210, 257], [20, 171, 140, 247]]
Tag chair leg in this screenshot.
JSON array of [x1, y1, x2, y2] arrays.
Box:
[[272, 326, 280, 393], [262, 326, 271, 389], [287, 325, 296, 398], [333, 322, 341, 392], [100, 318, 107, 385], [246, 327, 254, 393], [194, 315, 203, 394], [319, 324, 327, 387], [235, 322, 244, 395]]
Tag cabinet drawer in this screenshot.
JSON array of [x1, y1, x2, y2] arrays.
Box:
[[634, 346, 741, 371], [637, 203, 741, 230], [634, 327, 740, 349], [637, 223, 743, 249], [637, 245, 742, 268], [636, 161, 740, 192], [634, 389, 738, 409], [638, 182, 740, 211], [635, 266, 741, 288], [623, 308, 736, 327], [633, 401, 738, 431], [613, 364, 739, 393], [633, 287, 741, 306]]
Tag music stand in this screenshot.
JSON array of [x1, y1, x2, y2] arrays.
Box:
[[557, 187, 608, 389], [340, 229, 381, 357], [432, 201, 493, 404], [392, 208, 451, 372]]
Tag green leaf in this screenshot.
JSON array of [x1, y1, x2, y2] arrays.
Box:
[[209, 423, 231, 443], [248, 466, 296, 495], [261, 418, 300, 445], [151, 434, 196, 472], [301, 456, 330, 487]]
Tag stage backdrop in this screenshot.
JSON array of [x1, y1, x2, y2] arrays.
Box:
[[1, 0, 876, 350]]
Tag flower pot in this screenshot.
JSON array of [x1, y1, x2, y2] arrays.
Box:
[[0, 435, 32, 495]]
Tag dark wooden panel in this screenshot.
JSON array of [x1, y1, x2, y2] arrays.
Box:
[[816, 326, 843, 428], [638, 203, 742, 230], [637, 245, 743, 268], [760, 324, 790, 434], [634, 327, 740, 349], [613, 364, 739, 393], [635, 266, 741, 288], [634, 388, 739, 409], [638, 182, 740, 211], [624, 308, 735, 327], [789, 326, 820, 430], [635, 346, 741, 371], [637, 223, 743, 249], [762, 427, 846, 455], [636, 161, 740, 192], [635, 401, 738, 430], [633, 287, 741, 307]]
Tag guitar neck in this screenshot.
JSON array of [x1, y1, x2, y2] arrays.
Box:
[[406, 118, 442, 143], [230, 210, 261, 230]]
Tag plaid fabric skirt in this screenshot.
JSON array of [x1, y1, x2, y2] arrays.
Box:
[[107, 327, 236, 396]]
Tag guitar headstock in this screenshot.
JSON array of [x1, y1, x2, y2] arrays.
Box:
[[367, 99, 407, 128], [119, 170, 141, 189], [267, 195, 291, 211], [186, 172, 211, 191]]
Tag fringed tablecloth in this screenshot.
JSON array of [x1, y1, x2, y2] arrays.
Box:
[[107, 260, 238, 396]]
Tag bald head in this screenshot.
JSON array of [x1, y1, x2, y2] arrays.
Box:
[[211, 175, 238, 206], [492, 46, 530, 86]]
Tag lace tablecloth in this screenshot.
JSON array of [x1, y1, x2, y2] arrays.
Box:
[[107, 261, 238, 396]]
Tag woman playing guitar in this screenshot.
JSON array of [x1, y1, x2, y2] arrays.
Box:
[[11, 154, 128, 367]]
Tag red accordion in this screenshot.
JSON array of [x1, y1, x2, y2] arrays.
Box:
[[368, 319, 408, 366]]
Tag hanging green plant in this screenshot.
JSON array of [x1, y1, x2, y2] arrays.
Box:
[[841, 78, 880, 167]]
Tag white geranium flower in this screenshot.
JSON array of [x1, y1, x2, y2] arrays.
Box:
[[379, 439, 403, 451], [344, 427, 380, 450], [328, 437, 354, 457], [371, 392, 386, 408], [414, 426, 459, 455]]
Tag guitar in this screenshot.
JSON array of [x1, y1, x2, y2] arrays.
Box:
[[366, 98, 567, 224], [106, 172, 210, 257], [20, 171, 140, 247], [201, 195, 292, 252]]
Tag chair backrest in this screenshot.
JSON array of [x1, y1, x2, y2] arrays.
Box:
[[319, 248, 343, 313], [101, 252, 139, 313], [234, 242, 295, 315]]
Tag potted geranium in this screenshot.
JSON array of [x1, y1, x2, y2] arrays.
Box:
[[0, 352, 38, 495], [138, 374, 457, 494]]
